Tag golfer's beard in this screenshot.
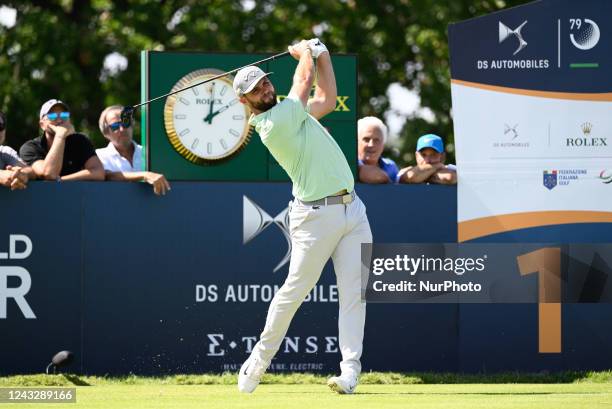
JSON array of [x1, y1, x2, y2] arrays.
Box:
[[252, 93, 278, 112]]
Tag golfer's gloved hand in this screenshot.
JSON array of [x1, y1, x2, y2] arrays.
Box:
[[307, 38, 328, 58]]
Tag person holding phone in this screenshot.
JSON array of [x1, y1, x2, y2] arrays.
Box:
[[20, 99, 104, 181]]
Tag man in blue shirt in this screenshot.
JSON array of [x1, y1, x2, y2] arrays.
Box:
[[357, 116, 399, 183], [398, 134, 457, 184]]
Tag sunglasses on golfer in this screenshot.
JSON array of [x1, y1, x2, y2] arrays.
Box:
[[108, 121, 131, 132], [46, 112, 70, 121]]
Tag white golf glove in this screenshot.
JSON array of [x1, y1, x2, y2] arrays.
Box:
[[307, 38, 328, 58]]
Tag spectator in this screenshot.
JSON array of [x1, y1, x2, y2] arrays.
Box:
[[20, 99, 105, 181], [357, 116, 399, 184], [397, 134, 457, 185], [96, 105, 170, 195], [0, 111, 34, 190]]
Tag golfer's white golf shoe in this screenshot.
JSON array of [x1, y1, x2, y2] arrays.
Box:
[[238, 355, 268, 393], [327, 374, 358, 394]]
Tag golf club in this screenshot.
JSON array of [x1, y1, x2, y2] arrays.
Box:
[[120, 51, 291, 127]]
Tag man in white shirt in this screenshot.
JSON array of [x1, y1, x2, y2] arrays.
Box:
[[97, 105, 170, 195]]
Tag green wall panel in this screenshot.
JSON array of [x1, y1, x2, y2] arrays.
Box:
[[142, 51, 356, 181]]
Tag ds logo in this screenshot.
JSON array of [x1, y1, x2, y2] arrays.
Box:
[[0, 235, 35, 319]]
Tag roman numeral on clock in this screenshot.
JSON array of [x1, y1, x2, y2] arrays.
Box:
[[191, 138, 199, 150]]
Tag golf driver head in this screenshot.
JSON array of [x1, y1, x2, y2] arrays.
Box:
[[120, 105, 135, 128]]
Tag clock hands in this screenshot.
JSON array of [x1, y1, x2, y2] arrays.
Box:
[[203, 98, 239, 124], [205, 83, 215, 125]]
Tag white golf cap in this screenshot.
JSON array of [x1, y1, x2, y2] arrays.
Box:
[[233, 66, 272, 96], [39, 99, 69, 119]]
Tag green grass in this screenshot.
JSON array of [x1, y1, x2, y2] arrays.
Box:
[[2, 371, 612, 386], [1, 373, 611, 409], [0, 384, 611, 409]]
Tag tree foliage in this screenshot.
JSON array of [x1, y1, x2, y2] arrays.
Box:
[[0, 0, 528, 166]]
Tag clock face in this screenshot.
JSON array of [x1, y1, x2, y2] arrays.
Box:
[[163, 68, 252, 164]]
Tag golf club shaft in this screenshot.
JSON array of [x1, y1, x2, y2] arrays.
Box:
[[133, 51, 290, 109]]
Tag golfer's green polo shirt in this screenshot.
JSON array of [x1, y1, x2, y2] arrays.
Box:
[[249, 94, 354, 202]]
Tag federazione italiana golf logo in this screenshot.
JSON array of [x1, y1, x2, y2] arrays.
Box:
[[543, 169, 587, 190], [543, 170, 558, 190]]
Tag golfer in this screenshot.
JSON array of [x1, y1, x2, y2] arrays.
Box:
[[234, 39, 372, 394]]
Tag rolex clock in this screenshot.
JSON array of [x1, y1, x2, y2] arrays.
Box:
[[163, 68, 253, 165]]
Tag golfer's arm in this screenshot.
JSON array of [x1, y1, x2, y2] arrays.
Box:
[[289, 49, 315, 107], [308, 53, 337, 119]]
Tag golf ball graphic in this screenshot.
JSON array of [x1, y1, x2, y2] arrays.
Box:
[[570, 19, 600, 50]]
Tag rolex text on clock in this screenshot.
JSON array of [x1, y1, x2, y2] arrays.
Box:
[[164, 68, 253, 165]]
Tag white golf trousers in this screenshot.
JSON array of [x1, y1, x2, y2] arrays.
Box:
[[252, 194, 372, 377]]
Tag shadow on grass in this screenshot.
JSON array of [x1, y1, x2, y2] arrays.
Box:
[[358, 371, 612, 384], [2, 371, 612, 386], [354, 391, 608, 396], [270, 391, 609, 396], [62, 374, 91, 386]]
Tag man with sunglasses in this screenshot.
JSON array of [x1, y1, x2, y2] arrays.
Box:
[[96, 105, 170, 195], [0, 110, 34, 190], [19, 99, 105, 181]]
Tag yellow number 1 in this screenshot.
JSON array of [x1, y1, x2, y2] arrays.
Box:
[[517, 247, 562, 353]]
